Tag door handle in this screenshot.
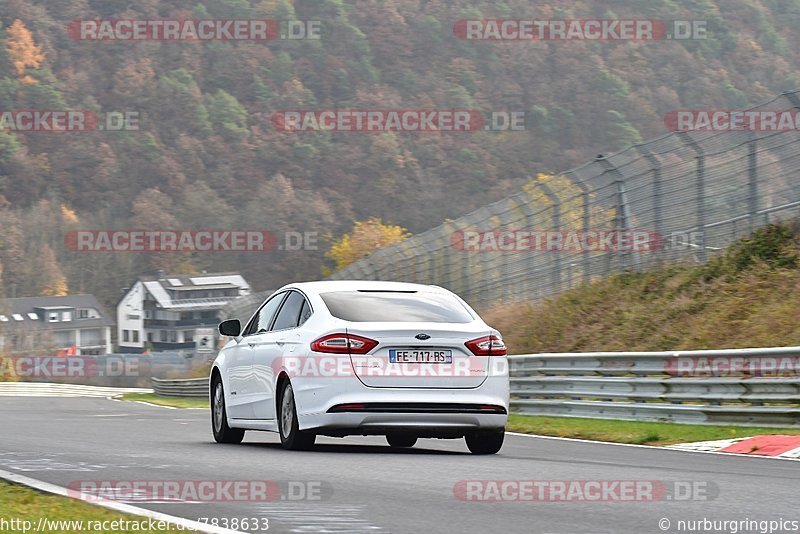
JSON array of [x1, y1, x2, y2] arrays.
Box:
[[248, 343, 256, 349]]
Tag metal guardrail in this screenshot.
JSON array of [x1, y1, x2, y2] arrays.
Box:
[[151, 377, 209, 398], [509, 347, 800, 427], [147, 347, 800, 425]]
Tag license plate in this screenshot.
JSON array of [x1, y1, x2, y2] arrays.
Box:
[[389, 349, 453, 364]]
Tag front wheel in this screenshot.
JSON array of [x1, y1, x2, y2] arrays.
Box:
[[211, 377, 245, 444], [278, 381, 316, 450], [465, 428, 504, 455]]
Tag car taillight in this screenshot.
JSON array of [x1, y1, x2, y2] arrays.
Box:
[[311, 333, 378, 354], [465, 335, 507, 356]]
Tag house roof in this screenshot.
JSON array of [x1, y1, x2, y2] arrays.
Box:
[[138, 272, 251, 311], [1, 294, 114, 329]]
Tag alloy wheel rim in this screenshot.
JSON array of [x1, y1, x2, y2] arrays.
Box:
[[213, 383, 224, 433], [281, 386, 294, 437]]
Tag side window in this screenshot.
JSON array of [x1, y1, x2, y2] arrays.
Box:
[[271, 291, 306, 331], [298, 299, 312, 326], [256, 293, 287, 333], [244, 293, 286, 336]]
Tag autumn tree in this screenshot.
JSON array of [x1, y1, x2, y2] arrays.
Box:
[[38, 244, 68, 296], [131, 188, 195, 275], [5, 19, 44, 84], [326, 218, 411, 273]]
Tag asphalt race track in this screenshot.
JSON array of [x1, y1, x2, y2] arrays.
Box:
[[2, 396, 798, 534]]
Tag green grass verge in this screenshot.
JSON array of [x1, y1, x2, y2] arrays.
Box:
[[507, 414, 800, 446], [119, 392, 209, 409], [0, 480, 188, 532]]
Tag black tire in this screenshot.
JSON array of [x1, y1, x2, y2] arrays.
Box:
[[465, 428, 505, 455], [386, 434, 417, 448], [211, 376, 245, 444], [278, 381, 316, 450]]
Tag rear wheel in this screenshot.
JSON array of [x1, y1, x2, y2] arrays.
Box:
[[211, 377, 245, 444], [465, 428, 504, 455], [386, 434, 417, 448], [279, 381, 316, 450]]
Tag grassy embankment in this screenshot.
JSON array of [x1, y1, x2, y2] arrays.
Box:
[[486, 222, 800, 444]]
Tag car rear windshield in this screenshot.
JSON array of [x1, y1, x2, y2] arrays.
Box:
[[319, 291, 474, 323]]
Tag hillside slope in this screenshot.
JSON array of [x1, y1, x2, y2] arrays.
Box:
[[3, 1, 800, 303], [485, 222, 800, 353]]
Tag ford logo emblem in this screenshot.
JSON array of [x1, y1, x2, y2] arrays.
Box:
[[415, 333, 431, 340]]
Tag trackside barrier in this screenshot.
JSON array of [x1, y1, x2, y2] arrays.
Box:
[[508, 347, 800, 426], [151, 377, 209, 398]]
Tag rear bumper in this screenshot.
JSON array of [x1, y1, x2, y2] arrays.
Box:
[[295, 373, 509, 436], [327, 402, 506, 414], [308, 413, 508, 438]]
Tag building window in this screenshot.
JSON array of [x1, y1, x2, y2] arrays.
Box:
[[160, 330, 167, 342], [48, 313, 59, 322], [62, 311, 72, 321], [147, 332, 153, 342], [122, 330, 129, 342], [169, 331, 177, 343], [132, 330, 139, 343], [78, 309, 89, 319], [184, 330, 194, 343]]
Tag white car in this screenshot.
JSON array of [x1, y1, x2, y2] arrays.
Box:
[[210, 281, 509, 454]]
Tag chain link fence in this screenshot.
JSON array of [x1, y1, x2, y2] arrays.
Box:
[[329, 91, 800, 309]]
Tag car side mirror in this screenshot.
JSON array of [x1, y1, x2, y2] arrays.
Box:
[[219, 319, 241, 337]]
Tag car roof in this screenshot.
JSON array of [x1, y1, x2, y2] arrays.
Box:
[[277, 280, 450, 295]]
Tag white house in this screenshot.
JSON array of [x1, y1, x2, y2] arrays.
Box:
[[117, 272, 251, 353]]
